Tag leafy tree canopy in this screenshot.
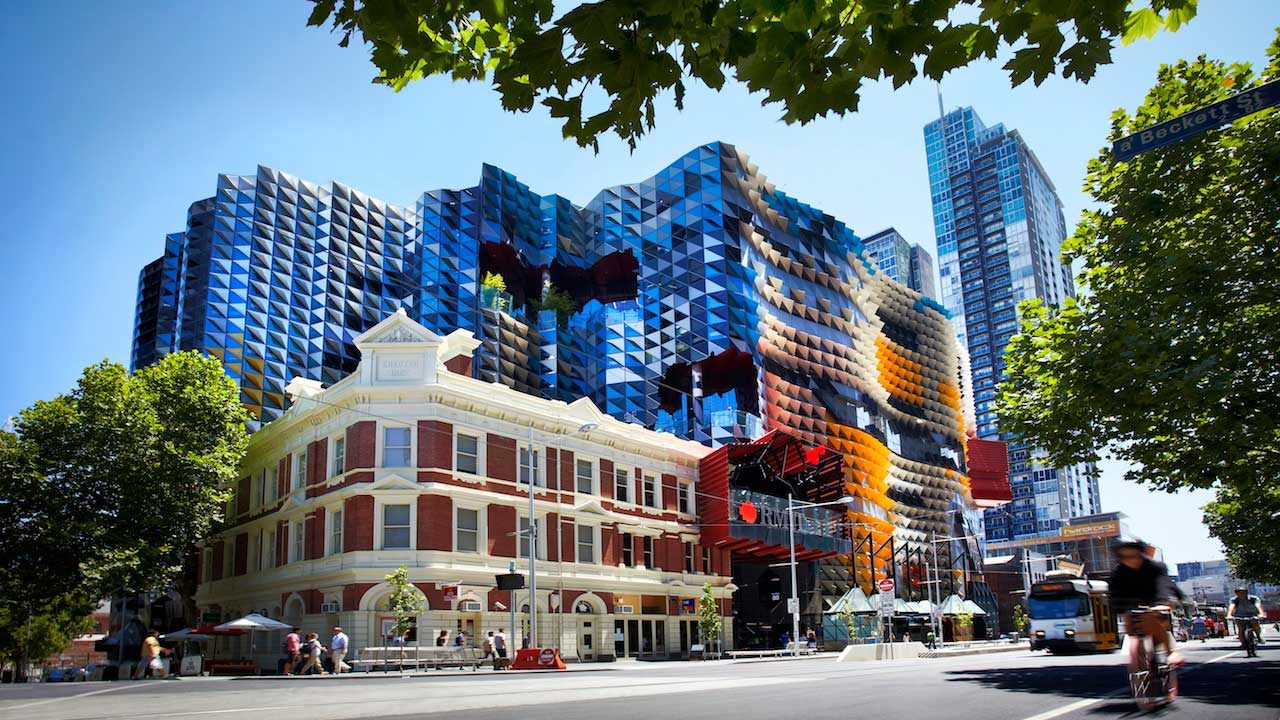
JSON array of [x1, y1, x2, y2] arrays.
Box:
[[1, 352, 250, 603], [307, 0, 1196, 150], [997, 32, 1280, 581]]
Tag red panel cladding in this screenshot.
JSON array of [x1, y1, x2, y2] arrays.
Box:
[[236, 476, 250, 517], [601, 526, 619, 565], [559, 517, 575, 563], [233, 533, 248, 576], [343, 583, 375, 613], [488, 504, 516, 557], [545, 447, 559, 491], [559, 450, 575, 492], [418, 420, 452, 469], [307, 439, 328, 486], [418, 494, 452, 550], [277, 456, 290, 498], [967, 437, 1012, 506], [211, 541, 225, 581], [347, 421, 376, 470], [305, 508, 325, 560], [599, 459, 614, 499], [344, 496, 374, 551], [697, 446, 732, 545], [487, 434, 517, 482], [661, 473, 678, 511]]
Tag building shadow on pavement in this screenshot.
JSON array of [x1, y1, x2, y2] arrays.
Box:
[[944, 649, 1280, 714]]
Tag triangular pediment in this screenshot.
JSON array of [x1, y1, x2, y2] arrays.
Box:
[[368, 473, 420, 491], [354, 308, 441, 348]]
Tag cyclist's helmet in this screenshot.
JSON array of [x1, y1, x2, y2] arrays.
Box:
[[1112, 536, 1147, 553]]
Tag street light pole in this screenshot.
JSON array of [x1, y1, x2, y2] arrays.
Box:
[[784, 495, 853, 658], [788, 493, 800, 658], [527, 426, 538, 650]]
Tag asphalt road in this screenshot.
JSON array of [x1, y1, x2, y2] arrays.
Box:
[[2, 633, 1276, 720]]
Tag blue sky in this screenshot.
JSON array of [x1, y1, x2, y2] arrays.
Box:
[[2, 1, 1276, 568]]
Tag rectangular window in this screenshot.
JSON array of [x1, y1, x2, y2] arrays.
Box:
[[203, 549, 213, 582], [265, 531, 275, 569], [642, 536, 654, 568], [576, 459, 594, 494], [329, 509, 343, 555], [291, 521, 304, 562], [577, 525, 595, 564], [382, 504, 411, 549], [702, 547, 713, 575], [267, 466, 278, 503], [332, 437, 345, 476], [643, 475, 657, 508], [678, 483, 691, 514], [519, 446, 541, 486], [383, 427, 412, 467], [614, 468, 630, 503], [456, 434, 479, 475], [621, 533, 634, 567], [254, 470, 264, 509], [456, 508, 479, 553], [518, 517, 540, 559], [685, 542, 696, 573], [293, 451, 307, 490]]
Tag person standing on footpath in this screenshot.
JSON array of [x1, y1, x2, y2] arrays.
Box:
[[283, 627, 302, 675], [454, 630, 467, 648], [494, 628, 508, 659], [435, 629, 448, 647], [482, 631, 495, 660], [329, 626, 351, 673]]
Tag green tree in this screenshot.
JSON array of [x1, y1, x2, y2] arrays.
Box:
[[384, 566, 423, 667], [996, 33, 1280, 581], [697, 582, 722, 652], [1, 352, 250, 606], [481, 271, 509, 311], [0, 594, 95, 680], [306, 0, 1196, 150], [1011, 604, 1028, 636], [540, 284, 578, 326]]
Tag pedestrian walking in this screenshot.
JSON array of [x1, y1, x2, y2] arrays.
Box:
[[780, 630, 791, 649], [330, 626, 351, 673], [482, 631, 495, 659], [436, 629, 448, 647], [454, 630, 467, 648], [806, 629, 817, 650], [926, 630, 937, 650], [283, 627, 302, 675], [296, 633, 327, 675], [494, 628, 508, 659], [133, 631, 169, 679]]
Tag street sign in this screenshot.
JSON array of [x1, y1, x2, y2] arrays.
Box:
[[1112, 79, 1280, 161], [877, 578, 895, 595], [787, 598, 799, 614], [878, 579, 896, 617]]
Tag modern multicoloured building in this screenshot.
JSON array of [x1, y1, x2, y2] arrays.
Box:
[[134, 143, 1007, 618], [923, 108, 1100, 544]]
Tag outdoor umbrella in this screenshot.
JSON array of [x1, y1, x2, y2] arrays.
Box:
[[215, 613, 292, 663], [161, 628, 215, 642], [939, 594, 967, 615], [960, 600, 988, 616]]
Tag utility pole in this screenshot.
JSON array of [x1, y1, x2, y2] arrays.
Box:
[[527, 426, 538, 650]]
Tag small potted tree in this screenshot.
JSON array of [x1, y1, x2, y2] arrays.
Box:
[[1011, 604, 1028, 641], [697, 583, 722, 660]]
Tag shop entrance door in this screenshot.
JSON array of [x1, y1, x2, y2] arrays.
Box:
[[613, 618, 665, 658]]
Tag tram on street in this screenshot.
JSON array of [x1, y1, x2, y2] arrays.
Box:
[[1028, 575, 1120, 653]]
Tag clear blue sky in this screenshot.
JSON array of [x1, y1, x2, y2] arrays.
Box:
[[2, 1, 1276, 568]]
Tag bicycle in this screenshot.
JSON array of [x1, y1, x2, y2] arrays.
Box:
[[1235, 619, 1259, 658], [1127, 606, 1177, 711]]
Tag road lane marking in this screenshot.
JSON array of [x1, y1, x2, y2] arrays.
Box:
[[1016, 648, 1242, 720], [2, 682, 147, 711]]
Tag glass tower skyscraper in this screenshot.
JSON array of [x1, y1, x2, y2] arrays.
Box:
[[924, 107, 1100, 542], [135, 142, 1008, 598], [863, 227, 937, 297]]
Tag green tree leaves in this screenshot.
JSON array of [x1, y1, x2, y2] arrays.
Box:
[[1, 352, 249, 608], [996, 31, 1280, 582], [306, 0, 1196, 150], [698, 581, 722, 648]]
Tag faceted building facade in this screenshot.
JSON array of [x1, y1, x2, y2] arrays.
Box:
[[924, 108, 1100, 543], [136, 143, 1001, 603], [863, 227, 938, 297]]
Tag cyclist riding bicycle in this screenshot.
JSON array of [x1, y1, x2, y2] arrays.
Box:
[[1226, 586, 1264, 647], [1107, 536, 1183, 666]]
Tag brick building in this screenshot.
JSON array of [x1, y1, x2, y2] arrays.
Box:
[[194, 310, 732, 663]]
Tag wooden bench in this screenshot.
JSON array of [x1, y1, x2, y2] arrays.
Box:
[[352, 646, 487, 672]]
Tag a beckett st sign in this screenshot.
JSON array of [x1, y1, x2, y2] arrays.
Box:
[[1112, 79, 1280, 161]]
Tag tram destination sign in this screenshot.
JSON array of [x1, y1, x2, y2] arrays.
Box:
[[1112, 79, 1280, 161]]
